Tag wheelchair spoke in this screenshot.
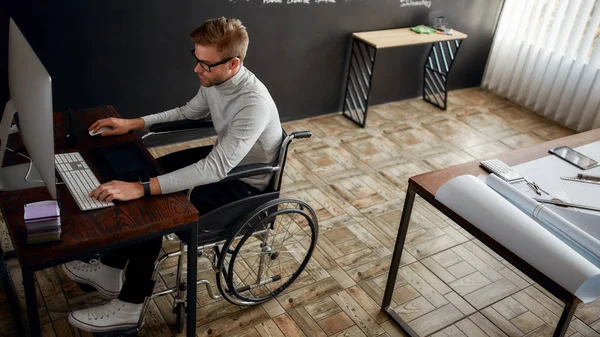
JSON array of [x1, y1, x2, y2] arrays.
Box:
[[242, 242, 300, 288], [271, 209, 302, 250]]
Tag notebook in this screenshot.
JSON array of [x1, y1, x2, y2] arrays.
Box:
[[24, 200, 60, 221]]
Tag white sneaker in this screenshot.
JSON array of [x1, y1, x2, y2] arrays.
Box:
[[68, 299, 142, 332], [63, 259, 122, 298]]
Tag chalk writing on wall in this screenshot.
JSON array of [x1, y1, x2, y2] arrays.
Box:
[[261, 0, 430, 3], [262, 0, 337, 3], [399, 0, 431, 7]]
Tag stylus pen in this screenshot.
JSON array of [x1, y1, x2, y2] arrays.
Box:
[[577, 173, 600, 182], [533, 198, 600, 212]]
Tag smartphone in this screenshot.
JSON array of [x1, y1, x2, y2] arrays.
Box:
[[548, 146, 599, 170]]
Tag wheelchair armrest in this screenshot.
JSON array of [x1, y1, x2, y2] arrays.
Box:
[[148, 119, 214, 133], [221, 163, 279, 182], [142, 119, 215, 142], [186, 163, 278, 199]]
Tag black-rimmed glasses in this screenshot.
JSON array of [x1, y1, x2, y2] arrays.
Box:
[[190, 49, 237, 73]]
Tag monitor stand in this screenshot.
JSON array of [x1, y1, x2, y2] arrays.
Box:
[[0, 100, 45, 191]]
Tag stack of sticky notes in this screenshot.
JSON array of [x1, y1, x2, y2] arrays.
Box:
[[24, 200, 61, 244]]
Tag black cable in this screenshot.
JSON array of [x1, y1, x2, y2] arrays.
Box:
[[67, 108, 77, 148]]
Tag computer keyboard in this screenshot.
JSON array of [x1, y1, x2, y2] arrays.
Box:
[[54, 152, 114, 211], [480, 158, 524, 182]]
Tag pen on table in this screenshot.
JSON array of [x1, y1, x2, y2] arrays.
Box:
[[526, 181, 541, 195], [533, 198, 600, 212], [526, 180, 548, 195], [577, 173, 600, 182]]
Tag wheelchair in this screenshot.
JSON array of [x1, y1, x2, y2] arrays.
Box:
[[109, 119, 319, 335]]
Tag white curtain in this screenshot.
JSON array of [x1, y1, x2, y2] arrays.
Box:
[[482, 0, 600, 132]]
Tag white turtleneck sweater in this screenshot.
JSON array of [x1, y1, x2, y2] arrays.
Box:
[[141, 66, 282, 194]]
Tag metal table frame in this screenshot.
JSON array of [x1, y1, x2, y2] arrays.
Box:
[[381, 184, 579, 337], [342, 30, 465, 128]]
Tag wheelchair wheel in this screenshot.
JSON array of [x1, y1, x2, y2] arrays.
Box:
[[216, 198, 318, 305]]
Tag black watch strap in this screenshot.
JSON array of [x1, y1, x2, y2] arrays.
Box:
[[140, 175, 151, 197], [143, 183, 151, 197]]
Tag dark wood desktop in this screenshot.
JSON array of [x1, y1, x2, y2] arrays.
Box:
[[382, 128, 600, 337], [0, 106, 199, 337]]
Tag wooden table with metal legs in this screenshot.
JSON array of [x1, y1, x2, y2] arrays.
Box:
[[0, 106, 199, 337], [381, 128, 600, 337], [342, 28, 468, 127]]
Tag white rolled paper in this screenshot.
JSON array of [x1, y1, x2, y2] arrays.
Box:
[[436, 175, 600, 303], [485, 174, 600, 267]]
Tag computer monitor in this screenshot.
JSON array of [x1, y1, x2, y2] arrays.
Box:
[[0, 18, 56, 199]]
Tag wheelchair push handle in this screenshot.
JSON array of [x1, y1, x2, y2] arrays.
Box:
[[291, 131, 312, 139]]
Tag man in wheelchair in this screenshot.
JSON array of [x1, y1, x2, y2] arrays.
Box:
[[63, 17, 284, 332]]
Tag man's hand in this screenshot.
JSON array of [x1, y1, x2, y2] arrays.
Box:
[[89, 181, 144, 202], [88, 117, 145, 137]]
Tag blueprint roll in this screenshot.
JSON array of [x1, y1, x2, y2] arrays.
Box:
[[436, 175, 600, 303], [485, 174, 600, 267]]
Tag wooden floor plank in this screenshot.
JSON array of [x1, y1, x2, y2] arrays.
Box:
[[408, 303, 463, 336], [277, 277, 343, 311], [316, 311, 355, 335], [255, 319, 287, 337], [468, 312, 509, 337], [303, 297, 342, 322], [464, 278, 520, 310], [196, 305, 270, 337], [288, 307, 327, 337], [455, 317, 491, 337], [331, 290, 384, 336], [346, 285, 389, 324], [273, 314, 308, 337], [430, 324, 468, 337], [481, 306, 524, 336], [393, 296, 435, 322]]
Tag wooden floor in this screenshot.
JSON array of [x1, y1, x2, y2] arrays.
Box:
[[1, 88, 599, 337]]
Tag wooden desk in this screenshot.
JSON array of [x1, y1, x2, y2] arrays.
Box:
[[0, 106, 199, 337], [342, 27, 468, 127], [381, 128, 600, 337]]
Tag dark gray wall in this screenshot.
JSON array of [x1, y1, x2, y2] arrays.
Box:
[[1, 0, 503, 144]]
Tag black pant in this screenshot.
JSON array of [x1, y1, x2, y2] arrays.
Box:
[[102, 145, 260, 303]]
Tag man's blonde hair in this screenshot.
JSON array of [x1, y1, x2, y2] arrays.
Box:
[[190, 17, 249, 62]]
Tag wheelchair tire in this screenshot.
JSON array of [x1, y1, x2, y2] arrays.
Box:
[[217, 198, 318, 305]]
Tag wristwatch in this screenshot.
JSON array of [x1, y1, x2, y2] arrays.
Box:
[[139, 175, 151, 197]]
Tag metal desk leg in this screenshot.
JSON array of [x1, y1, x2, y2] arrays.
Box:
[[423, 40, 463, 110], [23, 267, 40, 337], [553, 299, 579, 337], [382, 186, 419, 337], [186, 223, 198, 337], [342, 38, 377, 128]]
